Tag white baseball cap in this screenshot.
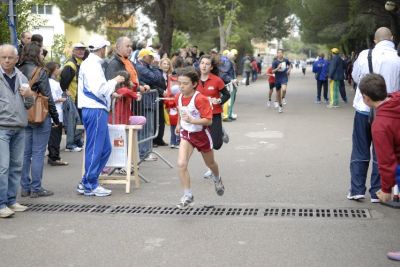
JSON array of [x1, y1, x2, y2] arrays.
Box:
[[88, 36, 110, 51], [72, 42, 86, 49]]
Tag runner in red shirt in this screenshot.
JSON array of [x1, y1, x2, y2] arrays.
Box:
[[266, 66, 278, 108], [196, 55, 230, 150], [174, 69, 225, 209]]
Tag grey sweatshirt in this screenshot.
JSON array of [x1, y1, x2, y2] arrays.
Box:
[[0, 67, 34, 129]]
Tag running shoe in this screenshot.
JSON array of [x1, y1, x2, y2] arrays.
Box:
[[315, 100, 321, 104], [347, 192, 365, 200], [84, 186, 112, 197], [144, 154, 158, 161], [267, 101, 271, 107], [278, 106, 283, 113], [76, 183, 84, 194], [65, 147, 82, 152], [274, 101, 279, 108], [176, 195, 194, 209], [282, 98, 287, 105], [213, 175, 225, 196]]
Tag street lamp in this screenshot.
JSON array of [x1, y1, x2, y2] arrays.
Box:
[[385, 1, 400, 44], [385, 1, 397, 12]]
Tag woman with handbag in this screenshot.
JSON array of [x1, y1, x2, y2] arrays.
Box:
[[18, 42, 60, 198]]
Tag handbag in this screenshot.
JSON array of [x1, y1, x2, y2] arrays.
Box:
[[27, 67, 49, 124]]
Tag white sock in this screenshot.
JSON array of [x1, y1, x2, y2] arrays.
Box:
[[184, 189, 192, 197]]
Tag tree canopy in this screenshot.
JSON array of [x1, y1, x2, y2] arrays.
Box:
[[50, 0, 292, 54]]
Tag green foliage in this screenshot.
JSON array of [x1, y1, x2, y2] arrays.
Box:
[[0, 0, 44, 45], [50, 34, 68, 63], [171, 30, 189, 53]]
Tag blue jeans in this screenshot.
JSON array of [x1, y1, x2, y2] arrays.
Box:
[[349, 111, 380, 198], [0, 128, 25, 209], [21, 116, 52, 192], [81, 108, 111, 191], [170, 125, 180, 146], [139, 109, 154, 159]]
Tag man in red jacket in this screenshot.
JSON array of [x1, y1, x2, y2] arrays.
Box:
[[359, 73, 400, 204]]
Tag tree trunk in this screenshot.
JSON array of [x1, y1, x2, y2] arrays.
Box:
[[218, 16, 225, 52], [155, 0, 175, 55]]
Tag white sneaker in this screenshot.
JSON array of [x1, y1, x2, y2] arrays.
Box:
[[231, 113, 237, 119], [0, 206, 15, 218], [144, 154, 158, 161], [84, 185, 112, 197], [278, 106, 283, 113], [8, 203, 28, 212], [274, 101, 279, 108], [65, 147, 82, 152], [282, 98, 287, 105], [76, 183, 84, 194], [203, 169, 213, 179], [267, 101, 271, 107]]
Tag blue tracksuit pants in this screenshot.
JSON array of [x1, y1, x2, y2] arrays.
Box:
[[81, 108, 111, 191]]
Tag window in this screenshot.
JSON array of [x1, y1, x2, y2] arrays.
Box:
[[31, 4, 53, 15]]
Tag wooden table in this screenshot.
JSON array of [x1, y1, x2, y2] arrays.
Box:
[[77, 124, 142, 193]]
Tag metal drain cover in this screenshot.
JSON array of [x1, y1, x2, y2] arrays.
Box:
[[22, 203, 372, 219]]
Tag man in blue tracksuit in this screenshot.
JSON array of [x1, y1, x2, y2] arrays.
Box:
[[76, 37, 124, 197], [312, 53, 329, 103]]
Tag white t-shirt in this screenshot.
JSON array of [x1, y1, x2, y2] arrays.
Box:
[[49, 78, 63, 123]]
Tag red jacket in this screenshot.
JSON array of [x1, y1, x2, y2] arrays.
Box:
[[108, 86, 138, 124], [372, 91, 400, 193], [164, 75, 179, 126]]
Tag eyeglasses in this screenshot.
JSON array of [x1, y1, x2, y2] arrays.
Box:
[[0, 56, 17, 60]]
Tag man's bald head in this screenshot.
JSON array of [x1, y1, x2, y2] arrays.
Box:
[[374, 27, 393, 43], [116, 36, 132, 58]]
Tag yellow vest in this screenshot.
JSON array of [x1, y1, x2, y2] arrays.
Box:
[[64, 58, 82, 102]]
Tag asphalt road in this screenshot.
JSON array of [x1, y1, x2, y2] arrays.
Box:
[[1, 67, 399, 267]]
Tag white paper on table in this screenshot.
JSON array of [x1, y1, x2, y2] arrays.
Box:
[[106, 124, 127, 167]]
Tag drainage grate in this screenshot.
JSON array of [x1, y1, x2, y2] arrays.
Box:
[[22, 203, 372, 219]]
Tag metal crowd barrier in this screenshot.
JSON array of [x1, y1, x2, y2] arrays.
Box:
[[133, 89, 174, 181]]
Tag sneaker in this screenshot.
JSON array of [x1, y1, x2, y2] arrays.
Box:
[[30, 188, 54, 198], [0, 207, 14, 218], [274, 101, 279, 108], [347, 192, 365, 200], [222, 127, 229, 143], [326, 105, 333, 109], [213, 176, 225, 196], [203, 169, 213, 179], [144, 154, 158, 161], [8, 203, 28, 212], [48, 159, 68, 166], [282, 98, 287, 105], [278, 106, 283, 113], [65, 147, 82, 152], [371, 198, 380, 203], [267, 101, 271, 107], [176, 195, 194, 210], [20, 190, 30, 197], [84, 185, 112, 197], [324, 100, 329, 104], [231, 113, 237, 119], [387, 251, 400, 261], [315, 100, 321, 104], [76, 183, 84, 194]]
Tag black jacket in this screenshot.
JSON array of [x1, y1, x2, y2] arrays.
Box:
[[104, 54, 127, 81], [18, 61, 60, 125]]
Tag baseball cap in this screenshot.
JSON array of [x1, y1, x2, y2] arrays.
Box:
[[138, 48, 156, 58], [72, 42, 86, 49], [88, 36, 110, 51], [210, 48, 218, 54], [331, 48, 339, 54]]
